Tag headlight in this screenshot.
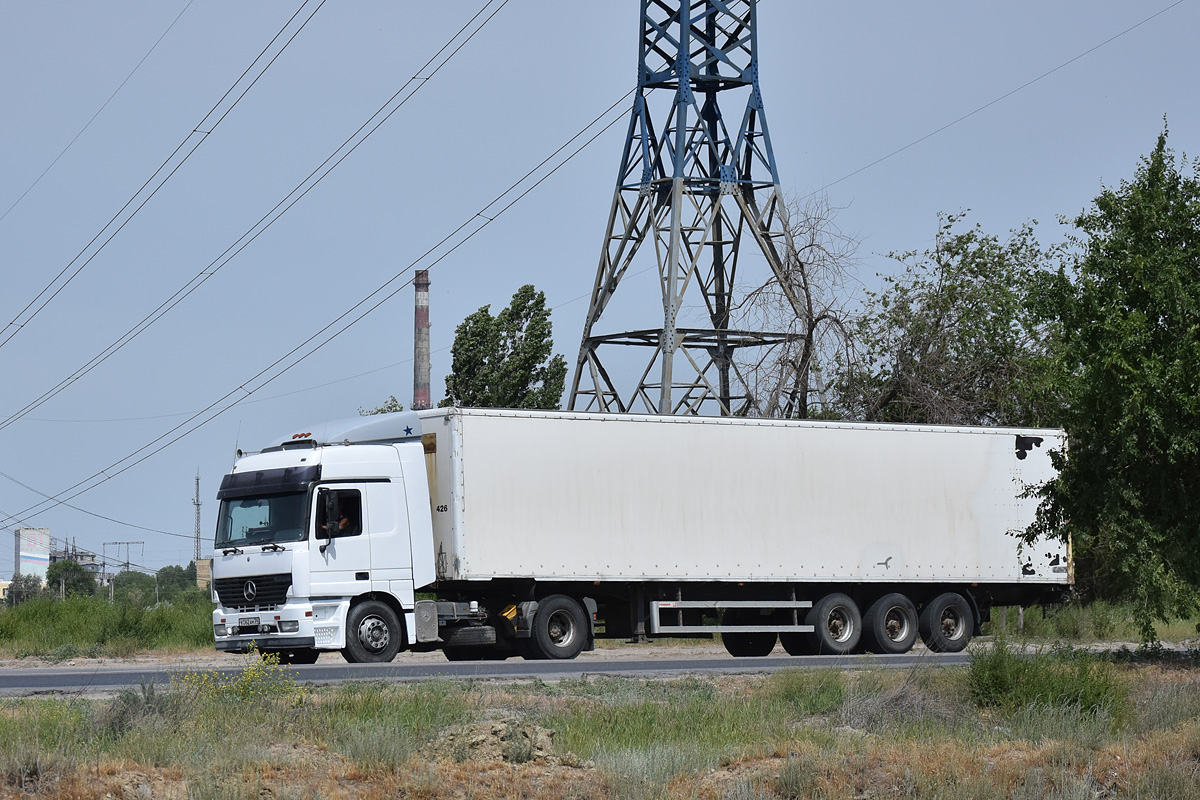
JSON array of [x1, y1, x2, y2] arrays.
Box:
[[279, 620, 299, 633], [213, 624, 227, 637]]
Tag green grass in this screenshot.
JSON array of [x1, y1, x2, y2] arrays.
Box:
[[968, 637, 1129, 717], [1, 652, 1200, 798], [983, 600, 1200, 643], [0, 594, 213, 657]]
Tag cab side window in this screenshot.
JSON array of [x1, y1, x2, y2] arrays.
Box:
[[316, 489, 363, 538]]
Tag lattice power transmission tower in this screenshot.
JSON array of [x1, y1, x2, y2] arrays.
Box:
[[192, 471, 202, 564], [569, 0, 801, 415]]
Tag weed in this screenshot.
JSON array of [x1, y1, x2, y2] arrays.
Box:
[[968, 637, 1128, 718], [776, 755, 824, 799], [1132, 766, 1200, 800], [177, 647, 297, 703], [765, 669, 846, 715], [97, 681, 184, 739], [595, 744, 715, 800], [1133, 673, 1200, 732]]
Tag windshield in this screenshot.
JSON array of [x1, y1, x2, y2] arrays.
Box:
[[216, 492, 308, 547]]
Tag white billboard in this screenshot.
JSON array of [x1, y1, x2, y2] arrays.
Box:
[[17, 528, 51, 579]]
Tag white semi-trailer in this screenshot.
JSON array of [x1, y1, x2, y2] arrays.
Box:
[[210, 408, 1070, 663]]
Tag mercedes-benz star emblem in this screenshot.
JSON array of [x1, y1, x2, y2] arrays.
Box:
[[243, 580, 257, 601]]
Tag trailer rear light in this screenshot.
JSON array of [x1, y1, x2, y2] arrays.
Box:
[[279, 620, 300, 633], [213, 624, 227, 637]]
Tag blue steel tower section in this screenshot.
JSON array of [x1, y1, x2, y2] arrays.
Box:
[[569, 0, 799, 415]]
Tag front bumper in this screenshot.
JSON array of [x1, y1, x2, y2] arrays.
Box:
[[217, 636, 316, 653], [213, 598, 350, 652]]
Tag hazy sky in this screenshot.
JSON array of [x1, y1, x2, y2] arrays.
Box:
[[1, 1, 1194, 573]]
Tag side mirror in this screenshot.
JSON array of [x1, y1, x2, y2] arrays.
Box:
[[318, 490, 337, 541]]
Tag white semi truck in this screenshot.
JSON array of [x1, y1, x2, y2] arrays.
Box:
[[211, 408, 1070, 663]]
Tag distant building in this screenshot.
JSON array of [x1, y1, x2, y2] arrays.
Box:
[[0, 580, 10, 602], [196, 558, 212, 590], [13, 528, 51, 579]]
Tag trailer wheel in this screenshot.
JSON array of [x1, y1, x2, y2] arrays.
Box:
[[342, 600, 402, 663], [862, 593, 918, 654], [805, 593, 862, 655], [779, 633, 813, 656], [721, 609, 778, 657], [529, 595, 587, 659], [272, 648, 320, 665], [919, 593, 973, 652]]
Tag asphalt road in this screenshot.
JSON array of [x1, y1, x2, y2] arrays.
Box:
[[0, 651, 972, 696]]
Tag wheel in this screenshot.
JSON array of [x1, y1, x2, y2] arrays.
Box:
[[444, 646, 511, 662], [919, 593, 974, 653], [862, 593, 918, 654], [341, 600, 402, 663], [722, 631, 778, 657], [441, 625, 497, 648], [805, 593, 862, 655], [528, 595, 588, 660], [721, 609, 778, 657], [779, 632, 813, 656], [273, 648, 320, 665]]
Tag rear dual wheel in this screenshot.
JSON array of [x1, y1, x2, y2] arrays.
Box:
[[805, 593, 862, 655], [721, 609, 778, 657], [919, 592, 973, 653], [862, 593, 919, 655]]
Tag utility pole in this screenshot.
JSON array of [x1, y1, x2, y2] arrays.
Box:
[[570, 0, 796, 415], [192, 471, 202, 565], [103, 541, 144, 602]]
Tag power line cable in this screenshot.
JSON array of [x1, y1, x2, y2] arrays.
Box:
[[0, 1, 196, 226], [807, 0, 1187, 196], [0, 90, 630, 534], [0, 0, 506, 435], [5, 3, 1178, 429], [0, 469, 192, 540], [0, 0, 326, 354], [8, 3, 1168, 530]]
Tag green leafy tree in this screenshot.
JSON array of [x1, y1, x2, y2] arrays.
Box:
[[155, 562, 200, 603], [839, 214, 1060, 426], [6, 573, 43, 606], [112, 569, 157, 605], [441, 284, 567, 409], [1025, 129, 1200, 639], [45, 559, 96, 597], [359, 395, 404, 416]]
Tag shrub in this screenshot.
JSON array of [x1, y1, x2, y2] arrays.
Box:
[[765, 669, 846, 715], [968, 638, 1128, 719]]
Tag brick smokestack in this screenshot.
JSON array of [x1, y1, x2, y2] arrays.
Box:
[[412, 269, 431, 410]]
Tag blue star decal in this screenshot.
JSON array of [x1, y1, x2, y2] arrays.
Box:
[[404, 426, 414, 436]]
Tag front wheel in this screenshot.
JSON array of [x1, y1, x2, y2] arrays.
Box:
[[528, 595, 588, 659], [862, 593, 919, 654], [919, 593, 973, 653], [342, 600, 402, 663]]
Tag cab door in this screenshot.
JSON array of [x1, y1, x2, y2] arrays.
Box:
[[309, 485, 372, 598]]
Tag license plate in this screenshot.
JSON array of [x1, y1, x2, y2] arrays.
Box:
[[241, 617, 260, 627]]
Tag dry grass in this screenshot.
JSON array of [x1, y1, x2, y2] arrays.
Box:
[[1, 654, 1199, 799]]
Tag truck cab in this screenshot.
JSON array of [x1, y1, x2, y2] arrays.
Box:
[[211, 413, 434, 663]]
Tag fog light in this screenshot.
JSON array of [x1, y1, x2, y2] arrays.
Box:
[[213, 624, 227, 637], [279, 620, 299, 633]]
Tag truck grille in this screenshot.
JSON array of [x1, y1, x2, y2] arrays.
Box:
[[215, 573, 292, 611]]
